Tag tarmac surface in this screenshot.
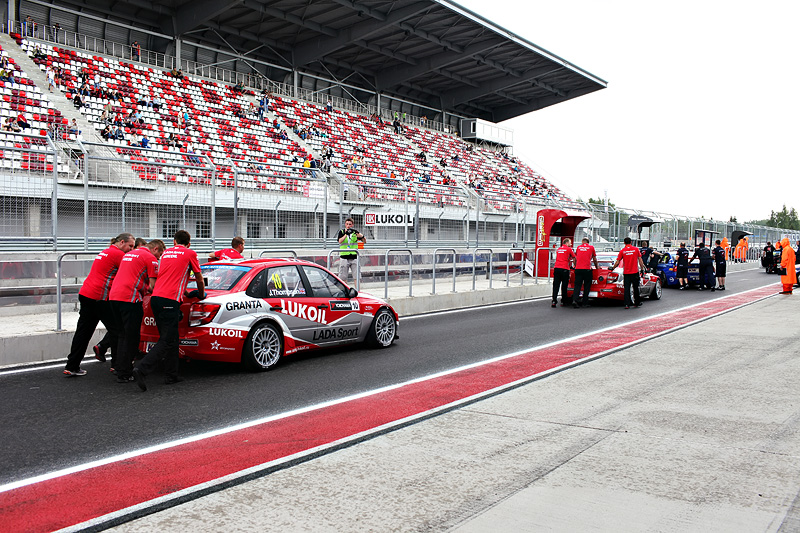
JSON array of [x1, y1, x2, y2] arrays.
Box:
[[1, 266, 798, 532], [107, 289, 800, 533]]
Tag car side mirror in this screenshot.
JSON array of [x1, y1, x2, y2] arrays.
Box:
[[347, 287, 358, 298]]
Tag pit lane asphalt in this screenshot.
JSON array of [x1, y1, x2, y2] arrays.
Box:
[[0, 269, 775, 486]]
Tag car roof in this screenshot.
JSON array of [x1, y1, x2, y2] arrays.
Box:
[[202, 257, 322, 269]]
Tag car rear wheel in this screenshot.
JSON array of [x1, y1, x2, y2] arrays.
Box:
[[243, 322, 283, 372], [367, 308, 396, 348], [650, 279, 662, 300]]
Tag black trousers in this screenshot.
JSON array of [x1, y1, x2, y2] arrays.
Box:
[[135, 296, 181, 379], [623, 273, 642, 307], [66, 295, 118, 371], [699, 263, 715, 288], [552, 268, 571, 304], [111, 300, 143, 379], [574, 269, 593, 306]]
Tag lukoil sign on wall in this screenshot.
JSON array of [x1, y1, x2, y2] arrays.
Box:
[[364, 212, 414, 226]]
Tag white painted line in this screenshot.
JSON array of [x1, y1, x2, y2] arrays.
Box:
[[0, 281, 777, 495]]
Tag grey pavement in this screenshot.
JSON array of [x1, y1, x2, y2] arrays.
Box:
[[109, 291, 800, 533]]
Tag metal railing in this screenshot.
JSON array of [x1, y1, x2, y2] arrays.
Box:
[[431, 248, 457, 294], [55, 251, 97, 330], [506, 247, 527, 287], [472, 248, 494, 290], [383, 249, 413, 299], [326, 249, 361, 291]]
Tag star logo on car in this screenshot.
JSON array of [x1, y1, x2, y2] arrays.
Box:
[[210, 340, 221, 350]]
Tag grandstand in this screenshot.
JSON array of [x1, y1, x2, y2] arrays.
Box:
[[0, 0, 607, 250]]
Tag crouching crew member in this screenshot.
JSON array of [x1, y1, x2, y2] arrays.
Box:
[[551, 238, 575, 308], [63, 233, 135, 376], [208, 236, 245, 261], [133, 230, 204, 391], [712, 239, 727, 291], [109, 239, 165, 383], [573, 238, 599, 308], [612, 237, 646, 309]]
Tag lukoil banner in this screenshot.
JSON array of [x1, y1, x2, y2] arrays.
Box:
[[364, 212, 414, 226]]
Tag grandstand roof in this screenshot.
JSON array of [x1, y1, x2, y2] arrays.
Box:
[[33, 0, 607, 122]]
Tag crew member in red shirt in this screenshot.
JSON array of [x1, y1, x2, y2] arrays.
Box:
[[573, 238, 600, 308], [551, 238, 576, 308], [63, 233, 135, 376], [133, 230, 204, 391], [611, 237, 647, 309], [109, 239, 166, 383], [207, 236, 245, 261]]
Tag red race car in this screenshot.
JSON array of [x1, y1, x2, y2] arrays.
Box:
[[139, 258, 399, 371], [566, 252, 662, 303]]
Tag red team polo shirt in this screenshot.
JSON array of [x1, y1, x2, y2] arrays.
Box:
[[109, 247, 158, 303], [553, 245, 576, 269], [79, 246, 125, 300], [616, 245, 642, 275], [151, 245, 202, 302], [212, 248, 243, 261], [575, 243, 596, 270]]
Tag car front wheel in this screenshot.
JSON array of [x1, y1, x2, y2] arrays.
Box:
[[367, 308, 396, 348], [243, 322, 284, 372]]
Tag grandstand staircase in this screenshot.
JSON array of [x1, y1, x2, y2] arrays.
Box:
[[0, 33, 129, 184]]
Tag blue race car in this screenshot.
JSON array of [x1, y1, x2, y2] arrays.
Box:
[[651, 251, 701, 288]]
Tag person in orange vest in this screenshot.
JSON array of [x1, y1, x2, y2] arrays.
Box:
[[778, 237, 796, 294], [734, 237, 748, 263], [721, 237, 730, 262]]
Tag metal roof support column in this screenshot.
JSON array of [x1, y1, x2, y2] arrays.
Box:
[[175, 37, 182, 70], [293, 70, 299, 98]]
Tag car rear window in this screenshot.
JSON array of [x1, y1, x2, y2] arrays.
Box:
[[189, 264, 251, 291]]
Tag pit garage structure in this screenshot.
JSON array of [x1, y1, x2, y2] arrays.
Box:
[[533, 208, 590, 277]]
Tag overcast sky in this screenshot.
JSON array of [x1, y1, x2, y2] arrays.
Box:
[[456, 0, 800, 222]]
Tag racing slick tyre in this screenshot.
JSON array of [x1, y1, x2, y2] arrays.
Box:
[[650, 279, 663, 300], [367, 308, 396, 348], [243, 322, 284, 372]]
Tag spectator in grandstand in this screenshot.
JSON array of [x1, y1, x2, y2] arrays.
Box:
[[101, 125, 112, 141], [0, 67, 10, 83], [170, 67, 184, 79], [208, 237, 246, 262], [393, 118, 401, 134], [33, 44, 47, 61], [113, 126, 125, 141], [326, 99, 332, 112], [551, 238, 576, 308], [133, 230, 204, 391], [23, 15, 36, 37], [46, 65, 56, 92], [337, 218, 365, 285], [140, 134, 149, 149], [68, 119, 79, 136], [109, 239, 164, 383], [273, 117, 280, 130], [152, 96, 162, 111], [93, 72, 101, 89], [279, 130, 288, 141], [16, 113, 30, 130], [3, 116, 20, 133], [132, 41, 141, 61], [63, 233, 135, 377], [137, 95, 151, 107]]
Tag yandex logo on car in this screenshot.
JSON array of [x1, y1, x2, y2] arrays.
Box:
[[278, 299, 328, 324]]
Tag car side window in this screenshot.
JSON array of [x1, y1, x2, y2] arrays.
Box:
[[302, 266, 348, 298], [265, 266, 308, 298], [246, 270, 268, 298]]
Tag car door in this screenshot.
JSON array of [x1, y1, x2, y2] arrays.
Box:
[[300, 264, 363, 346], [258, 265, 320, 345]]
